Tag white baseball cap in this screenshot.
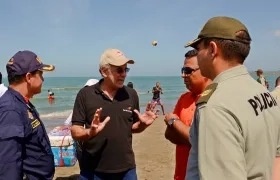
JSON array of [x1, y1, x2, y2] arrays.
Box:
[[84, 79, 99, 87]]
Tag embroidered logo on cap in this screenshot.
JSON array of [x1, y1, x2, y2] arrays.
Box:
[[116, 51, 124, 57], [7, 58, 14, 65], [36, 57, 42, 64]]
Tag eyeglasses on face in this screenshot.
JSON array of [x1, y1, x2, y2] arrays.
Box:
[[181, 67, 199, 75], [114, 67, 130, 74]]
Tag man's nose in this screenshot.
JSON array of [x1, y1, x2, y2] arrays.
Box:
[[120, 71, 127, 77], [181, 73, 189, 78]]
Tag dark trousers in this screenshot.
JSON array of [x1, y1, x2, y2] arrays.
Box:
[[79, 168, 137, 180]]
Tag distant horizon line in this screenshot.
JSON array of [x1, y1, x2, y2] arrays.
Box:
[[1, 71, 279, 78]]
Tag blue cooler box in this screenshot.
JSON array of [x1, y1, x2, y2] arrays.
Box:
[[48, 126, 77, 167]]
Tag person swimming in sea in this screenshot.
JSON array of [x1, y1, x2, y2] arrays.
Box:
[[48, 89, 55, 101]]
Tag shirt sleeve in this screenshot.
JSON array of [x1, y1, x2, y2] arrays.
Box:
[[72, 89, 86, 126], [132, 90, 140, 123], [0, 110, 25, 180], [198, 105, 247, 180]]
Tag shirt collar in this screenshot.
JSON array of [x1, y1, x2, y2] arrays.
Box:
[[213, 65, 249, 83], [189, 91, 201, 101], [24, 97, 29, 102], [94, 78, 126, 94], [8, 87, 30, 104], [8, 87, 26, 103]]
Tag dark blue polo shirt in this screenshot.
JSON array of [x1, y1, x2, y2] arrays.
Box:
[[0, 88, 54, 180]]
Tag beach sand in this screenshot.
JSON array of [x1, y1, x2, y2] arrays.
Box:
[[53, 115, 175, 180]]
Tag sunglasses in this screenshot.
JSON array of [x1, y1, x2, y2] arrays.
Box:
[[181, 67, 199, 75], [115, 67, 130, 74]]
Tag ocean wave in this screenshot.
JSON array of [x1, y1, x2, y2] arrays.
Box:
[[40, 110, 72, 119]]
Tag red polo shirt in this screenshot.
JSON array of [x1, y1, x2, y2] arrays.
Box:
[[173, 91, 200, 180]]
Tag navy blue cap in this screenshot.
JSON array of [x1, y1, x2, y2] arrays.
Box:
[[6, 50, 55, 77]]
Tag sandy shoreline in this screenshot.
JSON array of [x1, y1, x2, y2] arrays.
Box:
[[53, 115, 175, 180]]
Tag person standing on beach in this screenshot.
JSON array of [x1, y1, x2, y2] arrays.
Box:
[[164, 49, 211, 180], [151, 82, 165, 114], [0, 50, 55, 179], [71, 48, 159, 180], [184, 16, 280, 180], [256, 69, 269, 88], [271, 76, 280, 100], [0, 72, 8, 97]]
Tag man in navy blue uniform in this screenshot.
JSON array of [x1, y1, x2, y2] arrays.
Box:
[[0, 50, 55, 180]]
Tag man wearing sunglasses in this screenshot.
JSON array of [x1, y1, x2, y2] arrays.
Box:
[[184, 16, 280, 180], [71, 48, 159, 180], [164, 49, 211, 180]]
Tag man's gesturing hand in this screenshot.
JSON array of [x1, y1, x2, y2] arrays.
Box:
[[133, 101, 159, 126], [87, 108, 110, 138]]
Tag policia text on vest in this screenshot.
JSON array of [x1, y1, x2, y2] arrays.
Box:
[[248, 92, 278, 116]]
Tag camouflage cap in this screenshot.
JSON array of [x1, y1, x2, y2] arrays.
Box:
[[184, 16, 251, 48]]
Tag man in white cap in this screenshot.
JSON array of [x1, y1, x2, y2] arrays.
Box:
[[71, 49, 159, 180]]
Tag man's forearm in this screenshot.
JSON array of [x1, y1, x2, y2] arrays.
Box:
[[71, 125, 92, 141], [172, 120, 191, 145], [132, 121, 148, 133], [165, 127, 188, 145]]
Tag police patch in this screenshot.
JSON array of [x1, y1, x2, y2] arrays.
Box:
[[27, 110, 34, 119], [201, 89, 212, 96], [196, 83, 218, 105], [31, 119, 40, 129]]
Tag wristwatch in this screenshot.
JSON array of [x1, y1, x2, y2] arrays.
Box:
[[168, 118, 178, 127]]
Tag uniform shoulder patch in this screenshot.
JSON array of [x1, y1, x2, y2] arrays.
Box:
[[196, 83, 218, 105]]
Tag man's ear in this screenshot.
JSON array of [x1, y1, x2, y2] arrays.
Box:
[[99, 67, 107, 78], [25, 72, 32, 83], [209, 41, 218, 58]]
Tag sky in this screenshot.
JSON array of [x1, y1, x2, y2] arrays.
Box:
[[0, 0, 279, 77]]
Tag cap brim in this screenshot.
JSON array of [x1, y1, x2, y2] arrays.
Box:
[[110, 59, 135, 66], [184, 38, 201, 48], [39, 64, 55, 72]]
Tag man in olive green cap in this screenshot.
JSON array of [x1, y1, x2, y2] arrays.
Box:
[[184, 16, 280, 180]]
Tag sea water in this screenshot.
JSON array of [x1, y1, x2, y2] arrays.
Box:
[[2, 75, 278, 129]]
